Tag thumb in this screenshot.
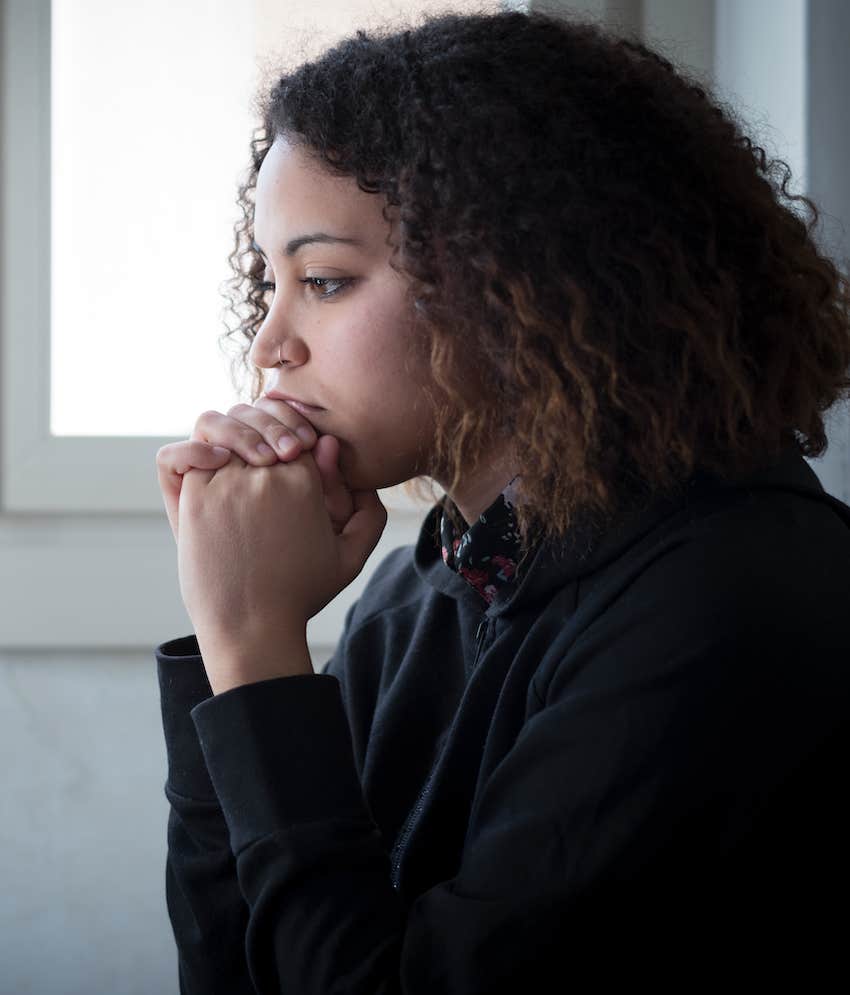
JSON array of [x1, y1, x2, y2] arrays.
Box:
[[312, 435, 354, 534], [336, 486, 388, 584]]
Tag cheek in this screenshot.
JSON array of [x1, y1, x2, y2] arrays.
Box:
[[333, 434, 408, 493], [351, 306, 422, 380], [333, 403, 433, 483]]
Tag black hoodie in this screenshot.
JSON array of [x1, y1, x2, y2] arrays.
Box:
[[156, 441, 850, 993]]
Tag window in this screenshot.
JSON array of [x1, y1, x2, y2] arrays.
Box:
[[2, 0, 514, 647], [6, 0, 509, 513]]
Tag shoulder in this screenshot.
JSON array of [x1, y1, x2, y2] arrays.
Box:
[[532, 489, 850, 794], [545, 484, 850, 700], [609, 482, 848, 629], [659, 483, 850, 626]]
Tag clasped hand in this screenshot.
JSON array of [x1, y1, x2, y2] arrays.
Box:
[[155, 398, 387, 691]]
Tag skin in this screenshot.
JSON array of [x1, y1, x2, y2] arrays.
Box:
[[245, 134, 517, 526]]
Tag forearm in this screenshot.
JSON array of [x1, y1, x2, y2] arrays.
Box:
[[165, 792, 256, 995], [156, 635, 257, 994]]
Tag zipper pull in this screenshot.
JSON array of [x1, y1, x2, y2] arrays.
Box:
[[470, 616, 489, 677]]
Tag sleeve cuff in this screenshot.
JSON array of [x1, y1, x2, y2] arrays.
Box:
[[190, 673, 373, 856], [155, 633, 218, 800]]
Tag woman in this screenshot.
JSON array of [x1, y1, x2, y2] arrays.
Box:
[[154, 8, 850, 992]]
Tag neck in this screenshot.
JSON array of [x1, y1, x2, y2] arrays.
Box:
[[443, 466, 518, 528]]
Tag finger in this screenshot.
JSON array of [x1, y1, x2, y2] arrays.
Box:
[[252, 396, 320, 452], [311, 435, 354, 532], [337, 487, 388, 583], [250, 398, 321, 462], [226, 402, 308, 460], [191, 402, 314, 467], [155, 440, 231, 541]]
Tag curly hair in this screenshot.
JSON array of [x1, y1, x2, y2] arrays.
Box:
[[221, 6, 850, 552]]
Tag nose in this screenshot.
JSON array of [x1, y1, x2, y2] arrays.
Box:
[[249, 315, 309, 370]]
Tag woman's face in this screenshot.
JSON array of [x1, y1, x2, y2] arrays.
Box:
[[250, 135, 438, 492]]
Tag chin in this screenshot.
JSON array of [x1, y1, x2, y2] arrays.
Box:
[[338, 442, 419, 493]]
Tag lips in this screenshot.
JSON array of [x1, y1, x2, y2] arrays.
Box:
[[283, 399, 323, 418], [263, 389, 324, 411]]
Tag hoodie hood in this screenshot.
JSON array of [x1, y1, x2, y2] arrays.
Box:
[[413, 441, 850, 619]]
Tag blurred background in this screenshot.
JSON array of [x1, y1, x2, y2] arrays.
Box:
[[1, 1, 847, 992]]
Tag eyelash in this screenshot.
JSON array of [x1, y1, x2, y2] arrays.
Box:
[[257, 277, 352, 300]]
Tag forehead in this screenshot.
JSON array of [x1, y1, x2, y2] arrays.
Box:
[[254, 137, 386, 238]]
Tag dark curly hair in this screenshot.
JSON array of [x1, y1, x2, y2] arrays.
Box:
[[221, 5, 850, 552]]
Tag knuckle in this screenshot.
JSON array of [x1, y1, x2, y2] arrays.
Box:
[[156, 441, 185, 467], [194, 408, 222, 429], [226, 402, 253, 417]]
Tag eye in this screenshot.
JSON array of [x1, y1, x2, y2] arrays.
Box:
[[301, 277, 351, 299], [256, 277, 352, 300]]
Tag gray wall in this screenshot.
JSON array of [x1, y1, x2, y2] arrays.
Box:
[[807, 0, 850, 498], [0, 646, 333, 995], [0, 651, 176, 994]]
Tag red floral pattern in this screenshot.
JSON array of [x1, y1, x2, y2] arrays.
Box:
[[439, 475, 523, 605]]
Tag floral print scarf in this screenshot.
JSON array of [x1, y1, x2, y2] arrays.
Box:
[[440, 475, 524, 604]]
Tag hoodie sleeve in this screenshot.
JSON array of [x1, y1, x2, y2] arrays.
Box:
[[156, 634, 256, 994], [188, 663, 639, 995], [156, 596, 365, 995], [157, 589, 370, 994]]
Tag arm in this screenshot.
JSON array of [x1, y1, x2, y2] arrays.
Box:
[[156, 598, 361, 995], [156, 635, 256, 994], [186, 627, 783, 994], [187, 616, 844, 993]]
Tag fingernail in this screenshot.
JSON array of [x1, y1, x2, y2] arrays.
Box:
[[256, 442, 275, 456], [295, 427, 314, 444]]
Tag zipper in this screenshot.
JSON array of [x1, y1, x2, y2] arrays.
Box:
[[388, 614, 490, 891], [472, 616, 488, 671], [389, 763, 439, 890]]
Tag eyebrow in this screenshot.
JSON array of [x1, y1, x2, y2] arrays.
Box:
[[251, 232, 365, 257]]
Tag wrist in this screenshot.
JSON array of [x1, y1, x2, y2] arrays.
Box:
[[195, 625, 314, 695]]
